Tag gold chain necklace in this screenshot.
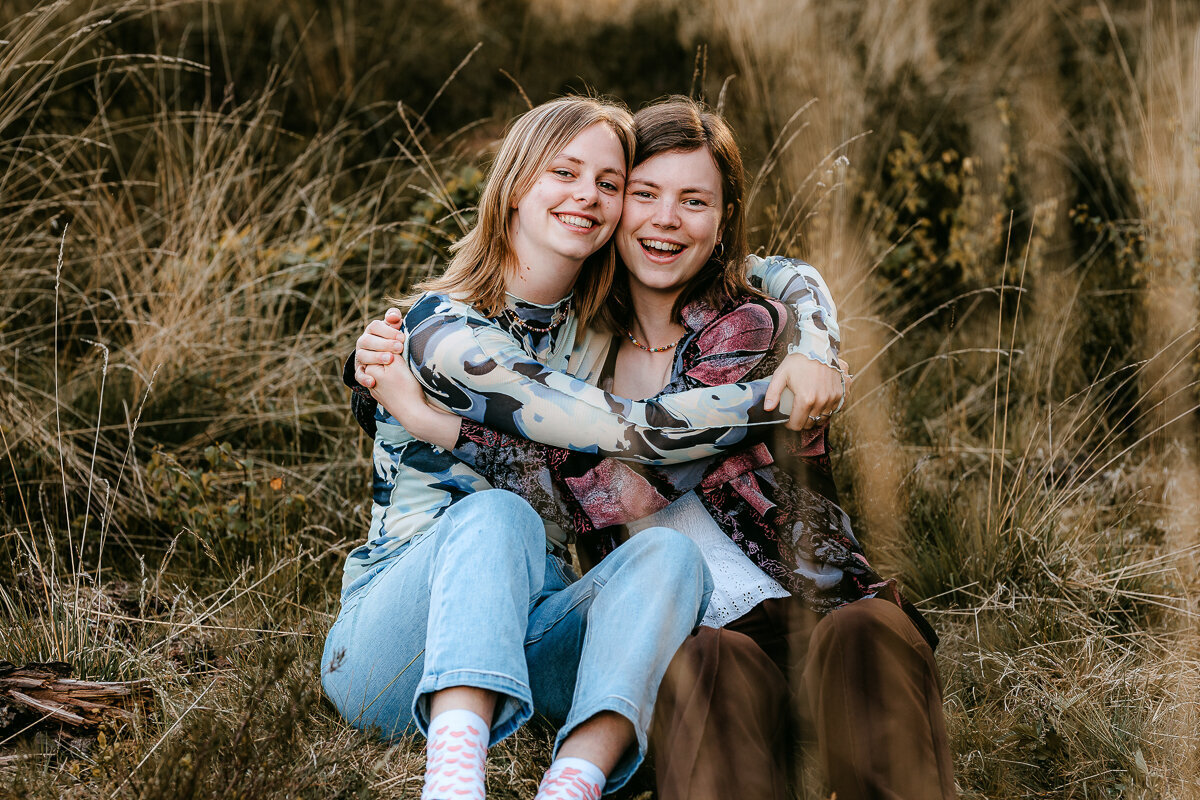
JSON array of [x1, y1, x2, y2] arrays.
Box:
[[625, 329, 686, 353]]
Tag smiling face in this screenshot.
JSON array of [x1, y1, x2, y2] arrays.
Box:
[[508, 122, 628, 279], [616, 147, 724, 299]]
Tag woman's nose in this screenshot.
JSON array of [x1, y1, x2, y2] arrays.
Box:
[[652, 201, 680, 228], [574, 181, 599, 204]]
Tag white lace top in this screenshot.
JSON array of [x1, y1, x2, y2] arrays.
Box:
[[627, 491, 790, 628]]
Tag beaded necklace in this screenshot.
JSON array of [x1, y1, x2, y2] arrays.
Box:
[[625, 329, 686, 353], [504, 297, 571, 334]]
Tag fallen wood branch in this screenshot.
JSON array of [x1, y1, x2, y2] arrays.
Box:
[[0, 661, 152, 733], [0, 752, 47, 766]]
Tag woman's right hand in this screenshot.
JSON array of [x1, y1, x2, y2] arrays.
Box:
[[355, 307, 406, 388]]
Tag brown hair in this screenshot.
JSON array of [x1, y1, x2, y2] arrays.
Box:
[[410, 96, 635, 327], [597, 95, 757, 333]]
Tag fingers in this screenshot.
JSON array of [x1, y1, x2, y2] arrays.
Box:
[[787, 386, 840, 432], [769, 354, 850, 431], [356, 341, 396, 366], [355, 327, 406, 390], [811, 362, 846, 420], [354, 309, 407, 390], [367, 381, 388, 405], [364, 320, 406, 349], [787, 393, 825, 431], [357, 361, 375, 389], [357, 332, 403, 359], [362, 361, 393, 385], [782, 392, 819, 431], [355, 341, 395, 389], [786, 399, 814, 431], [356, 358, 388, 388], [764, 371, 785, 413], [788, 382, 834, 431]]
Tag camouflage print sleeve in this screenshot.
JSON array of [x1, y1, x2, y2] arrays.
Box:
[[746, 255, 842, 368], [451, 296, 791, 530], [403, 293, 788, 465]]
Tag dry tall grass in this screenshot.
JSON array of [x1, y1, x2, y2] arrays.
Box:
[[1, 1, 1197, 798]]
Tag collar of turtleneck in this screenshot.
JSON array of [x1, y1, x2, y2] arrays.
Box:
[[498, 291, 575, 359], [504, 292, 572, 323]]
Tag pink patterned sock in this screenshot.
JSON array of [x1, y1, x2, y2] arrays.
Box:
[[421, 708, 489, 800], [533, 756, 606, 800]]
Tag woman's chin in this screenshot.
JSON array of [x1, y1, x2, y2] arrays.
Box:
[[628, 273, 687, 294]]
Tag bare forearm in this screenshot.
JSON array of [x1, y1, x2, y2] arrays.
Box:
[[409, 406, 462, 451], [365, 362, 463, 451]]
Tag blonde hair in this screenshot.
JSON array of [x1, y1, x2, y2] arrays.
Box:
[[412, 96, 635, 327]]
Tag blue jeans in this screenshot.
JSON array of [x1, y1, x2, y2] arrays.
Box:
[[321, 489, 712, 791]]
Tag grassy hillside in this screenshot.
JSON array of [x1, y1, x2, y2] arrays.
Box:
[[1, 1, 1197, 797]]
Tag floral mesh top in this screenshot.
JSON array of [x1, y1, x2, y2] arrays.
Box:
[[448, 292, 936, 645], [340, 256, 842, 599], [448, 296, 871, 608]]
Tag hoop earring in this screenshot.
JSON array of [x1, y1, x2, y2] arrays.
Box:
[[713, 241, 726, 261]]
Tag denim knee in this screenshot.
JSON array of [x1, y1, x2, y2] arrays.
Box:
[[440, 489, 545, 556], [621, 526, 712, 624], [628, 526, 709, 588]]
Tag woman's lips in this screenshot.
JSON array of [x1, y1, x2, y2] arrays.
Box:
[[638, 238, 686, 260], [554, 212, 597, 230]]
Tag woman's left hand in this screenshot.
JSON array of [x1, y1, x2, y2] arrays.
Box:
[[763, 354, 849, 431]]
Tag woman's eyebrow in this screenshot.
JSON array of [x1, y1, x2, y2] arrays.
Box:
[[627, 178, 714, 195], [628, 176, 710, 190], [558, 155, 625, 178]]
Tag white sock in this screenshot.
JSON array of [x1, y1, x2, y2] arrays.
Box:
[[533, 756, 606, 800], [421, 708, 489, 800]]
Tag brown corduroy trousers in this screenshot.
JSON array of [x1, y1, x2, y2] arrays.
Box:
[[650, 597, 957, 800]]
